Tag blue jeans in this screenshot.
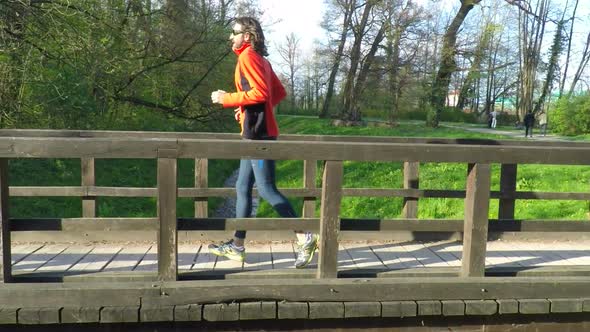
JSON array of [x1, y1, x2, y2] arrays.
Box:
[[234, 159, 297, 239]]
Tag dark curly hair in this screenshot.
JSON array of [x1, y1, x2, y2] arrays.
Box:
[[235, 17, 268, 57]]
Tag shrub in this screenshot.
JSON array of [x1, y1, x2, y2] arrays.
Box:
[[551, 94, 590, 135]]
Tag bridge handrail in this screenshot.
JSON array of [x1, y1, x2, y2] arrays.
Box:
[[1, 131, 589, 282]]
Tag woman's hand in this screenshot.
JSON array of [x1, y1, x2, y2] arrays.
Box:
[[234, 108, 241, 122], [211, 90, 226, 104]]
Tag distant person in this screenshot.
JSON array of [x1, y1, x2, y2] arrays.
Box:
[[487, 112, 493, 128], [523, 112, 535, 138], [538, 111, 548, 136], [490, 110, 498, 129], [209, 17, 318, 269]]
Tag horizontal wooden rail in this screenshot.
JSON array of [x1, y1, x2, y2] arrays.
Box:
[[1, 131, 589, 284], [9, 218, 590, 232], [2, 128, 590, 148], [9, 186, 590, 201], [2, 137, 590, 164]]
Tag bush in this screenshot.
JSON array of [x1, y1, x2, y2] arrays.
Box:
[[438, 107, 478, 123], [551, 94, 590, 135]]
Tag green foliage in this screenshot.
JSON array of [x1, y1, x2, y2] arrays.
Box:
[[551, 94, 590, 135], [439, 107, 478, 123], [548, 94, 590, 135], [1, 1, 238, 130]]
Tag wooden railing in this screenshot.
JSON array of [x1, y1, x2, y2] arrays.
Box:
[[1, 129, 590, 283]]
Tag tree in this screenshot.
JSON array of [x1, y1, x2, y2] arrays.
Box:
[[384, 0, 422, 124], [429, 0, 482, 127], [340, 0, 387, 122], [533, 18, 565, 114], [277, 33, 301, 110], [559, 0, 579, 96], [0, 0, 243, 129], [513, 0, 550, 120], [319, 0, 355, 118], [567, 30, 590, 96]]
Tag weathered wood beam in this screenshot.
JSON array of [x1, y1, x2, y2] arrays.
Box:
[[499, 164, 517, 220], [402, 162, 419, 218], [317, 161, 343, 279], [8, 218, 590, 232], [0, 159, 10, 283], [302, 160, 317, 218], [194, 158, 208, 218], [461, 163, 491, 277], [157, 149, 178, 281], [3, 129, 590, 148], [2, 137, 590, 165], [81, 157, 96, 218]]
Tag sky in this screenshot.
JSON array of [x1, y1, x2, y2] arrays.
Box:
[[257, 0, 325, 65], [256, 0, 590, 75]]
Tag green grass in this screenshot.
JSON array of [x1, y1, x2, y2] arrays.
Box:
[[254, 116, 590, 220], [9, 158, 238, 218], [7, 115, 590, 220]]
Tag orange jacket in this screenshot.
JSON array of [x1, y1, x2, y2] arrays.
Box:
[[222, 43, 286, 139]]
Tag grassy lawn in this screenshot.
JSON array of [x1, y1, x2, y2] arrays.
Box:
[[254, 116, 589, 220], [7, 115, 589, 220]]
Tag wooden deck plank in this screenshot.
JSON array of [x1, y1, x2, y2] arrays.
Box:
[[134, 246, 157, 271], [370, 243, 405, 269], [243, 244, 273, 271], [371, 242, 419, 269], [407, 242, 450, 267], [510, 242, 570, 266], [178, 244, 200, 270], [426, 241, 462, 267], [192, 245, 216, 270], [6, 240, 590, 278], [68, 245, 122, 272], [270, 243, 295, 269], [486, 241, 525, 267], [550, 242, 590, 265], [12, 244, 69, 272], [37, 245, 93, 272], [103, 245, 151, 272], [397, 243, 428, 268], [337, 244, 355, 269], [11, 244, 43, 265], [341, 243, 385, 269]]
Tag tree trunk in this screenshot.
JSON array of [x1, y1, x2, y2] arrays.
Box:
[[568, 30, 590, 96], [349, 21, 387, 122], [456, 23, 493, 110], [559, 0, 578, 96], [319, 0, 354, 119], [341, 1, 374, 121], [429, 0, 481, 127], [533, 20, 564, 113], [517, 0, 548, 119]]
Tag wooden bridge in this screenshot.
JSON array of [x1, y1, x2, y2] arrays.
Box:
[[1, 129, 590, 330]]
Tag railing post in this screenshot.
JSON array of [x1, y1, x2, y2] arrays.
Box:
[[81, 157, 96, 218], [317, 161, 343, 279], [402, 162, 419, 218], [303, 160, 317, 218], [0, 159, 11, 282], [157, 149, 178, 281], [499, 164, 517, 220], [194, 158, 208, 218], [461, 163, 491, 277]]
